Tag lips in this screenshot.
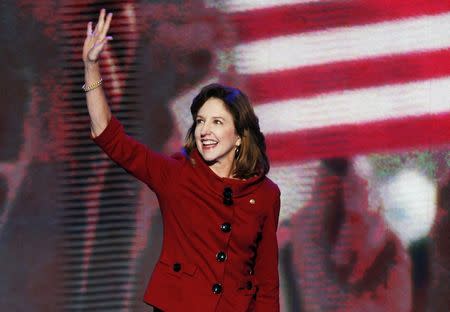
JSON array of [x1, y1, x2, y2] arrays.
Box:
[[201, 139, 218, 150]]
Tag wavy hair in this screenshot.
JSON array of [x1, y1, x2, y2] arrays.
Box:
[[184, 83, 269, 179]]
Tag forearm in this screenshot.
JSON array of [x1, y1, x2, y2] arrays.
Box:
[[84, 61, 111, 138]]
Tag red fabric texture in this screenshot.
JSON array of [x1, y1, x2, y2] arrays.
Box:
[[91, 115, 281, 312]]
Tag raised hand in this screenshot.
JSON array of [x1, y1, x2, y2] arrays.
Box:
[[83, 8, 113, 65]]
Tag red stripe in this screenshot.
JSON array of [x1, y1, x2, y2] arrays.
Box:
[[230, 0, 450, 43], [267, 113, 450, 163], [244, 49, 450, 104]]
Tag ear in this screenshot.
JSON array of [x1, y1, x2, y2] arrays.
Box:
[[236, 136, 241, 147]]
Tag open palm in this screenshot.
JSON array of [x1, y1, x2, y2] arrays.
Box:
[[83, 9, 113, 64]]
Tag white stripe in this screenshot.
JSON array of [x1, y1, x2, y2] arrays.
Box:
[[268, 162, 321, 221], [216, 0, 322, 12], [234, 12, 450, 74], [256, 76, 450, 134]]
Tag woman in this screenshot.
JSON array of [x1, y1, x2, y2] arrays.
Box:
[[83, 9, 281, 312]]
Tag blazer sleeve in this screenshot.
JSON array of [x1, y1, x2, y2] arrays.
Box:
[[254, 187, 281, 312], [90, 115, 178, 193]]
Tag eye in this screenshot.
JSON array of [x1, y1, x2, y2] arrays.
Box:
[[214, 119, 223, 125], [196, 118, 204, 125]]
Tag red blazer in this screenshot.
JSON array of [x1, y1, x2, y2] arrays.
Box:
[[91, 115, 281, 312]]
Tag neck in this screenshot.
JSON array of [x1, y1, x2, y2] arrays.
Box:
[[208, 159, 236, 179]]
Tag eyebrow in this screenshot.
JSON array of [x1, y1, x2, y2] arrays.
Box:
[[196, 115, 225, 120]]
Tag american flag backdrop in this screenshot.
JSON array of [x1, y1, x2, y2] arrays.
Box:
[[221, 0, 450, 169], [169, 0, 450, 231], [1, 0, 449, 311], [167, 1, 450, 311]]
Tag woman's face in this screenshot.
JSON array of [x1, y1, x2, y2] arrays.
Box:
[[194, 97, 241, 168]]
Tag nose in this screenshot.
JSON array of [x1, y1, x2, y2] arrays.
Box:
[[200, 121, 210, 136]]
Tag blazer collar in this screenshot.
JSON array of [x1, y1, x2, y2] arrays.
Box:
[[187, 148, 265, 198]]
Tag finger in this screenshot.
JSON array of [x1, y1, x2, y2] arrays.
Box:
[[96, 36, 113, 49], [87, 21, 93, 36], [100, 36, 113, 46], [95, 8, 106, 34], [100, 12, 113, 38], [92, 36, 113, 57]]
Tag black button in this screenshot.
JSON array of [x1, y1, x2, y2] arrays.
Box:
[[173, 263, 181, 272], [220, 222, 231, 233], [223, 187, 232, 197], [223, 187, 233, 206], [216, 251, 227, 262], [212, 283, 223, 294], [246, 281, 253, 290]]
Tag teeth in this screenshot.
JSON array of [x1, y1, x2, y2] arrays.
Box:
[[202, 140, 218, 145]]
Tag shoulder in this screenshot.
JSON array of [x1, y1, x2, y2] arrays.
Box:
[[170, 151, 187, 161], [261, 176, 281, 198], [153, 148, 191, 176], [169, 148, 191, 164], [259, 176, 281, 221], [258, 176, 281, 217]]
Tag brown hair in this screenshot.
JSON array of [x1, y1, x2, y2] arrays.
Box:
[[184, 83, 270, 179]]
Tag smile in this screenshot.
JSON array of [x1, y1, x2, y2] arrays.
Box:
[[201, 139, 218, 149]]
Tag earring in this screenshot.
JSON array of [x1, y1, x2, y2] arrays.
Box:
[[235, 145, 241, 159]]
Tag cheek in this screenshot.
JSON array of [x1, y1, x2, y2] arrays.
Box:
[[194, 127, 200, 141], [223, 128, 238, 143]]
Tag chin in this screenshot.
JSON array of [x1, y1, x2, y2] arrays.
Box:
[[199, 151, 218, 162]]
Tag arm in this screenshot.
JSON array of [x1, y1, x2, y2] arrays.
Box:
[[83, 8, 114, 137], [85, 62, 111, 138], [91, 114, 176, 193], [254, 188, 281, 312], [83, 10, 177, 192]]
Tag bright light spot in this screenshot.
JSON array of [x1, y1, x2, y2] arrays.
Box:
[[381, 169, 437, 246]]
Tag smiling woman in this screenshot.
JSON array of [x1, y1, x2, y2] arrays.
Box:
[[85, 10, 281, 312], [194, 97, 242, 178], [185, 83, 270, 180]]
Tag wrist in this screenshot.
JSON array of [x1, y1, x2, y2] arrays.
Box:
[[84, 60, 100, 71], [82, 77, 103, 92], [84, 61, 102, 90]]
